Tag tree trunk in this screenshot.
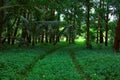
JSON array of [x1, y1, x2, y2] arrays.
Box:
[[7, 17, 17, 45], [21, 11, 28, 46], [21, 28, 27, 40], [49, 35, 52, 44], [2, 38, 6, 44], [27, 35, 31, 44], [100, 29, 104, 43], [71, 8, 76, 44], [55, 12, 60, 44], [7, 27, 11, 45], [56, 36, 60, 43], [41, 32, 44, 43], [96, 28, 99, 44], [44, 6, 48, 43], [55, 28, 60, 44], [53, 34, 55, 44], [114, 13, 120, 52], [99, 0, 104, 43], [45, 26, 48, 43], [105, 6, 109, 46], [0, 0, 4, 46], [32, 36, 35, 46], [12, 18, 20, 45], [68, 26, 72, 44], [71, 26, 75, 44], [86, 0, 91, 48]]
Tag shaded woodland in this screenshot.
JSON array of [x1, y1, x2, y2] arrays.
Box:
[[1, 0, 120, 80]]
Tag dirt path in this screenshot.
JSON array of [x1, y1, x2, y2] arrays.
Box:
[[18, 45, 67, 80], [70, 51, 91, 80]]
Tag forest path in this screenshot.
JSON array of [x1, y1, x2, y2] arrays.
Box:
[[70, 51, 91, 80], [20, 45, 68, 80]]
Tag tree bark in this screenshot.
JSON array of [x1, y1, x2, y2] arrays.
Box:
[[41, 32, 44, 43], [105, 5, 109, 46], [71, 7, 76, 44], [12, 18, 20, 45], [100, 29, 104, 43], [99, 0, 104, 43], [32, 36, 35, 46], [7, 17, 18, 45], [96, 27, 99, 44], [44, 6, 49, 43], [114, 13, 120, 52], [21, 11, 28, 45], [0, 0, 4, 46], [55, 12, 60, 44], [27, 35, 31, 44], [7, 27, 11, 45], [45, 26, 48, 43], [86, 0, 91, 48]]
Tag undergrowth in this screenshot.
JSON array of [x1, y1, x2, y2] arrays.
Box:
[[0, 44, 120, 80]]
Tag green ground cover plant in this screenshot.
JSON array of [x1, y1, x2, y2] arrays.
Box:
[[26, 49, 81, 80], [75, 49, 120, 80], [0, 48, 45, 79], [0, 44, 120, 80]]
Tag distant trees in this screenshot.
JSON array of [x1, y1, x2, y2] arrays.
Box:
[[0, 0, 119, 50]]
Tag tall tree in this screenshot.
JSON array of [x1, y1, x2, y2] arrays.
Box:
[[114, 13, 120, 52], [111, 0, 120, 51], [86, 0, 91, 48], [105, 2, 109, 46], [0, 0, 4, 46], [99, 0, 104, 43]]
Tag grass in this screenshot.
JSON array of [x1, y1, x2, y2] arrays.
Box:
[[0, 43, 120, 80]]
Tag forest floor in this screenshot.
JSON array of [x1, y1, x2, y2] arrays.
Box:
[[0, 43, 120, 80]]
